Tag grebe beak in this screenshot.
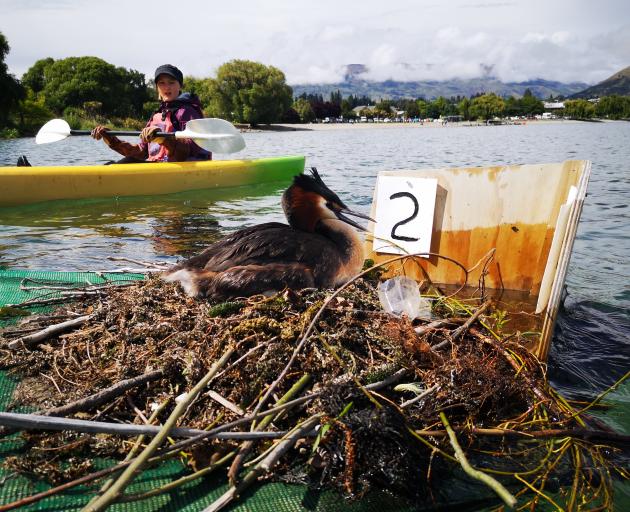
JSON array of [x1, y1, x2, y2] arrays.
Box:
[[334, 207, 375, 232]]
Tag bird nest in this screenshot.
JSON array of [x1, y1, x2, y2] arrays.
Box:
[[0, 264, 627, 511]]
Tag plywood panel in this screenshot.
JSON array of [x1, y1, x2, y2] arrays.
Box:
[[366, 161, 585, 295]]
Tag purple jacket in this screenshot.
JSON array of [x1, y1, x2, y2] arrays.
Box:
[[141, 92, 211, 161]]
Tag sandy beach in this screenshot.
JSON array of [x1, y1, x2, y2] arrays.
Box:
[[253, 118, 588, 132]]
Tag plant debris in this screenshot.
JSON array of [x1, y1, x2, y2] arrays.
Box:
[[0, 267, 627, 511]]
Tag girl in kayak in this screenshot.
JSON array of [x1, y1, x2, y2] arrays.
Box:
[[91, 64, 212, 163]]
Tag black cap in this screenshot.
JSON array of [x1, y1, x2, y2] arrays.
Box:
[[154, 64, 183, 85]]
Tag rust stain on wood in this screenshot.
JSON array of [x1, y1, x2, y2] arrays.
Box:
[[368, 223, 554, 294]]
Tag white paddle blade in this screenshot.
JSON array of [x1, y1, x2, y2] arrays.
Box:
[[177, 118, 246, 154], [35, 119, 72, 145]]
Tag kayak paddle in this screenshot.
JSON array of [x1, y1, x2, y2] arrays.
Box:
[[35, 118, 246, 154]]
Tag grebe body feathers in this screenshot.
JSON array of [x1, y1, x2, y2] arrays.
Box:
[[163, 168, 372, 299]]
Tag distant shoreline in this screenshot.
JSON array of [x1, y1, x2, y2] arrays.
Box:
[[247, 118, 625, 132]]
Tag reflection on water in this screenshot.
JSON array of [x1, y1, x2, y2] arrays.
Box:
[[1, 121, 630, 408]]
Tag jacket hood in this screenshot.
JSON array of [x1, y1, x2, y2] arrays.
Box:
[[159, 92, 204, 116]]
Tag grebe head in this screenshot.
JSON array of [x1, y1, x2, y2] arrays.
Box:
[[282, 167, 374, 232]]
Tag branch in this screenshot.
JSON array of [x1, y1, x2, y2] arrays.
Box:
[[203, 414, 322, 512], [440, 412, 517, 509], [0, 411, 289, 440], [85, 344, 236, 511], [7, 314, 93, 349]]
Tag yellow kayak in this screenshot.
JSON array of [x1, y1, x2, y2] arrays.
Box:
[[0, 155, 305, 207]]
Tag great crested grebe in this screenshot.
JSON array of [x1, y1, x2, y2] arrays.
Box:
[[163, 167, 373, 299]]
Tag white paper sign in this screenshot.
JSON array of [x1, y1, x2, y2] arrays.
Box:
[[372, 176, 438, 256]]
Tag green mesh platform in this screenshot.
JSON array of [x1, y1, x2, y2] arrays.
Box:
[[0, 269, 421, 512]]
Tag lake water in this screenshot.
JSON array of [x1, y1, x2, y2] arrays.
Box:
[[1, 121, 629, 501]]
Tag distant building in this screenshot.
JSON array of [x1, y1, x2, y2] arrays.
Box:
[[352, 105, 375, 114], [543, 102, 565, 110]]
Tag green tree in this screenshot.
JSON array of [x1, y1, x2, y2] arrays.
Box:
[[402, 99, 420, 118], [503, 96, 521, 117], [340, 99, 357, 120], [563, 99, 595, 119], [457, 97, 471, 120], [519, 89, 544, 116], [13, 90, 54, 135], [426, 96, 456, 118], [184, 75, 212, 113], [595, 95, 629, 120], [21, 57, 54, 93], [416, 99, 429, 119], [293, 97, 315, 123], [469, 93, 505, 120], [374, 99, 393, 118], [207, 60, 293, 125], [0, 32, 25, 128], [27, 56, 150, 117]]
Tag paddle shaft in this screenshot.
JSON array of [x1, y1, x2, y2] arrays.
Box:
[[70, 129, 174, 138]]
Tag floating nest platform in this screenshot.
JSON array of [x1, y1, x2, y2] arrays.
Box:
[[0, 265, 627, 511]]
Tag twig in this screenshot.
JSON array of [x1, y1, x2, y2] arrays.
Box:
[[25, 369, 163, 418], [203, 414, 322, 512], [228, 374, 311, 484], [0, 371, 404, 512], [106, 256, 169, 269], [206, 390, 244, 416], [469, 328, 558, 414], [98, 399, 170, 495], [413, 426, 630, 447], [0, 411, 288, 439], [7, 314, 93, 349], [440, 411, 517, 508], [84, 344, 236, 511], [414, 317, 465, 336], [451, 301, 491, 340], [252, 252, 468, 419], [3, 337, 167, 437], [118, 451, 236, 503], [400, 384, 440, 409], [432, 301, 491, 350]]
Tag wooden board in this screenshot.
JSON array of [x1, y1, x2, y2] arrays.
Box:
[[365, 160, 591, 360]]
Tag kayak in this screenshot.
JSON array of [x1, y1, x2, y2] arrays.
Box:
[[0, 155, 305, 208]]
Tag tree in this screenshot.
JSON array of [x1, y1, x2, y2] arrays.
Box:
[[416, 99, 429, 119], [519, 89, 544, 116], [374, 99, 393, 118], [21, 57, 54, 93], [0, 32, 25, 128], [184, 75, 212, 113], [503, 96, 521, 117], [457, 97, 471, 120], [293, 97, 315, 123], [23, 56, 151, 118], [469, 93, 505, 120], [340, 99, 357, 120], [13, 90, 54, 135], [402, 99, 420, 118], [595, 95, 629, 120], [207, 60, 292, 125], [563, 99, 595, 119]]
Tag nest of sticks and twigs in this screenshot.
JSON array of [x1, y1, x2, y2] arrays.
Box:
[[0, 261, 628, 511]]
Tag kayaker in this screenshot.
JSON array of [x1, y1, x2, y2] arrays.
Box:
[[91, 64, 212, 163], [16, 64, 211, 167]]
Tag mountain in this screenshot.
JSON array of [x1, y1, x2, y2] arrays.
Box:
[[290, 65, 588, 100], [569, 66, 630, 99]]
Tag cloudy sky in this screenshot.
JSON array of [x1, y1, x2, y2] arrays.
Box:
[[1, 0, 628, 85]]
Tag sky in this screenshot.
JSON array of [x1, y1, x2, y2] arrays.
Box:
[[1, 0, 629, 86]]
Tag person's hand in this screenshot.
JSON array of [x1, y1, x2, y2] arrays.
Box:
[[91, 125, 110, 141], [140, 126, 165, 144]]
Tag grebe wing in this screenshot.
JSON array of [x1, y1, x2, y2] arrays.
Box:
[[171, 223, 336, 272]]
